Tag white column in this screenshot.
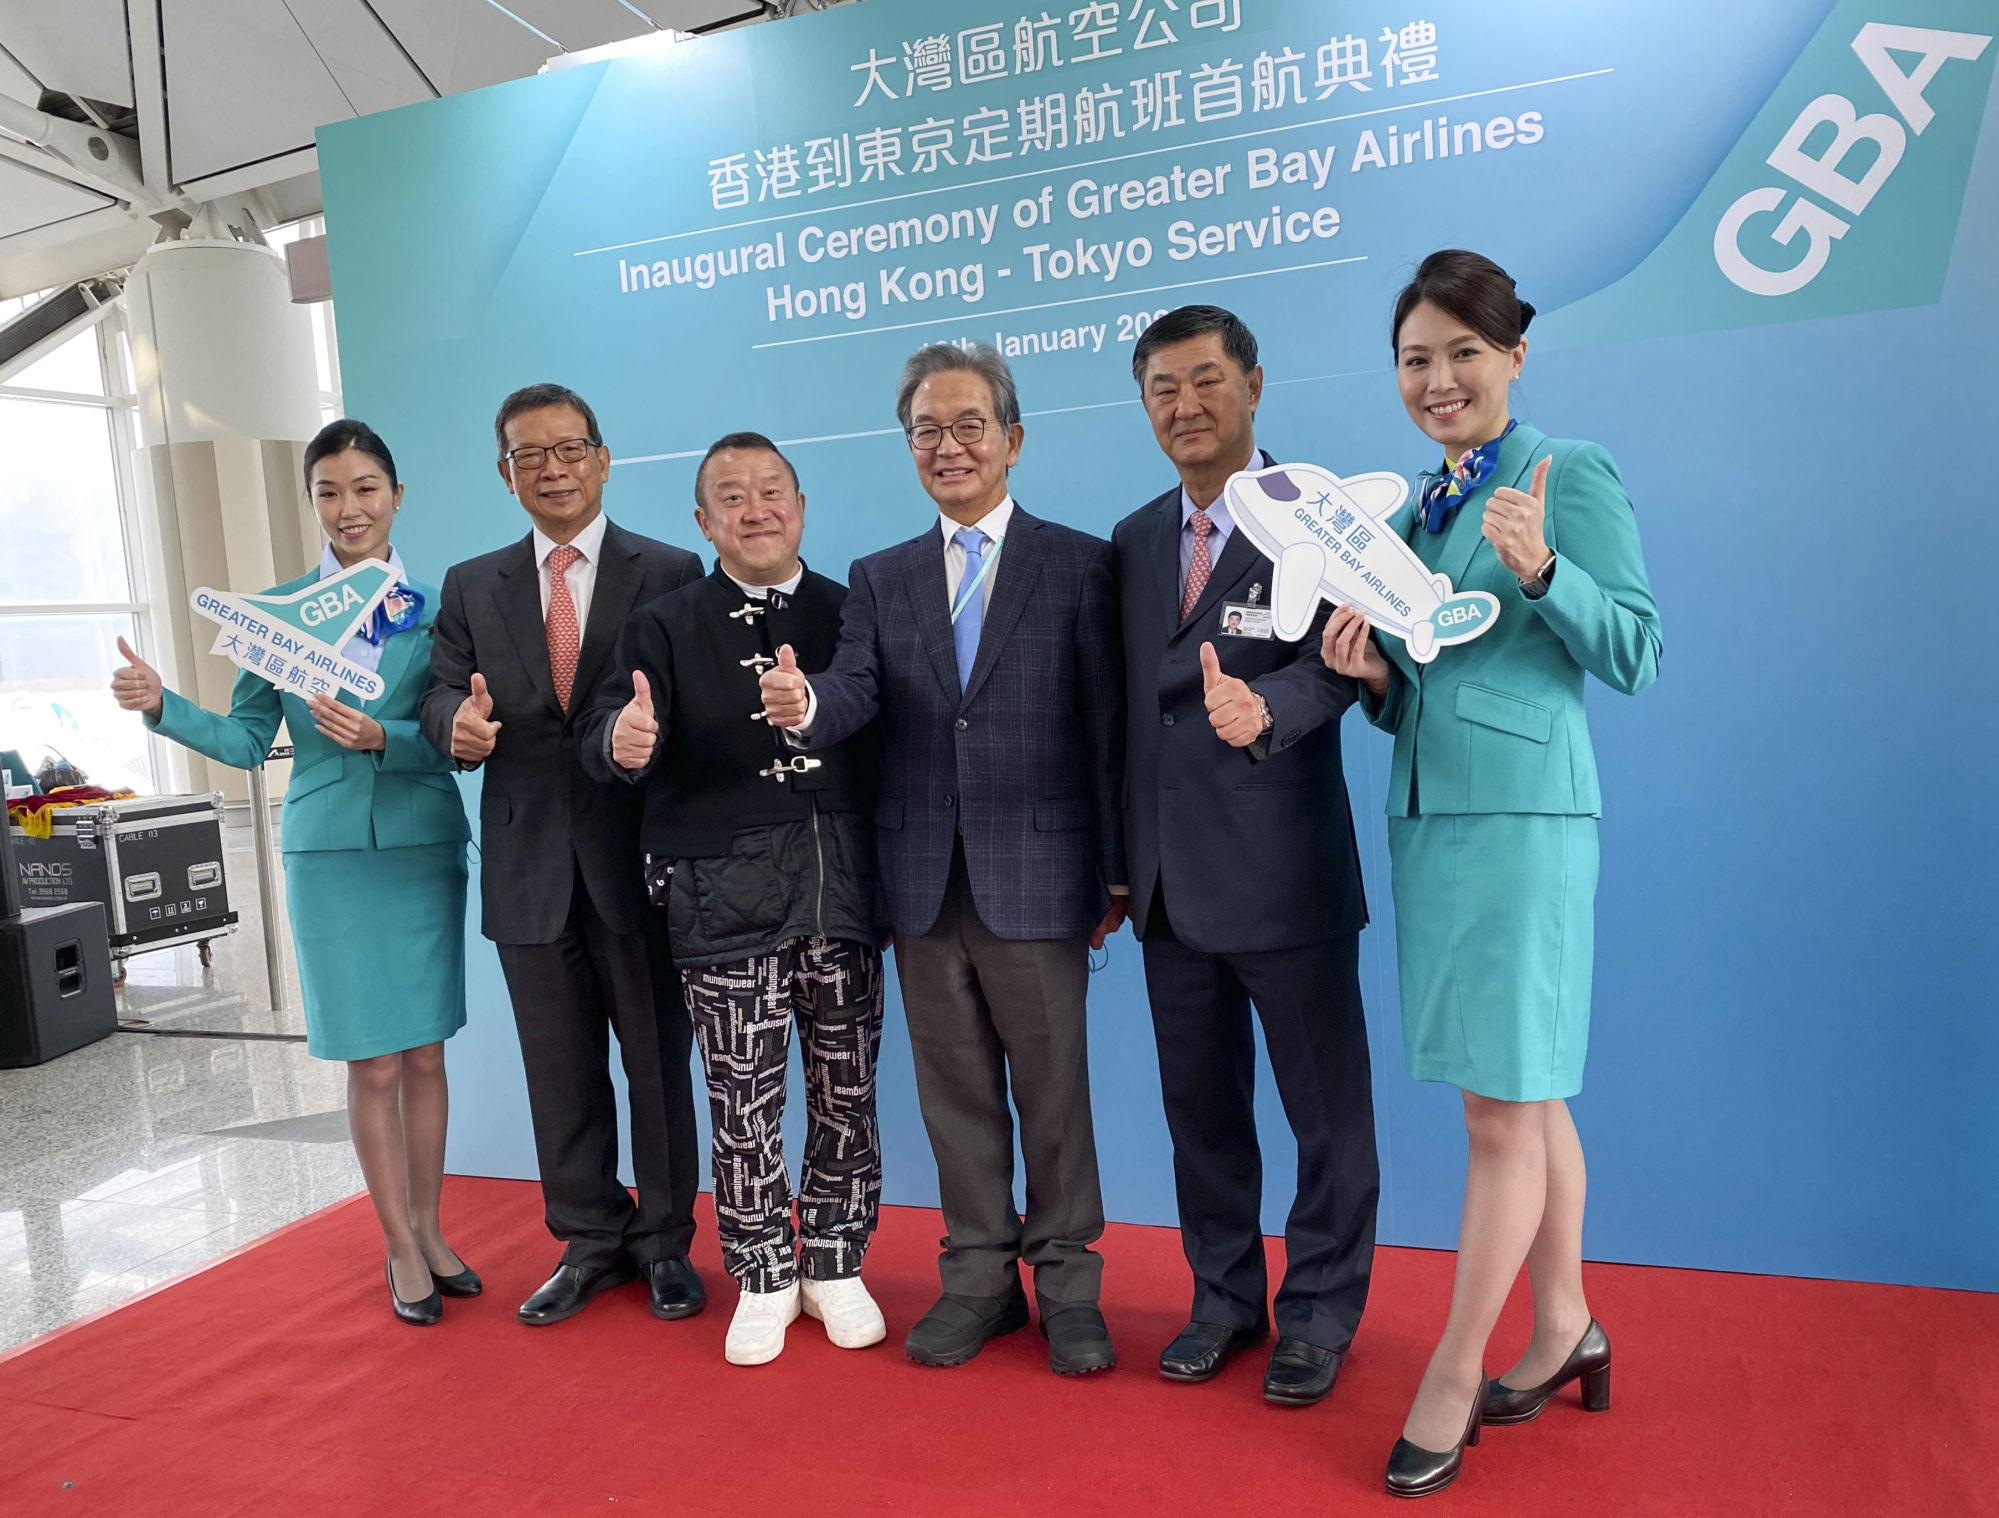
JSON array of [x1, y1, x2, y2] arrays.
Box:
[[123, 239, 322, 799]]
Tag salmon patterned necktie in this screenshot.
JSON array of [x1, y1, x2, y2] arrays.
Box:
[[1181, 508, 1213, 622], [546, 544, 582, 711]]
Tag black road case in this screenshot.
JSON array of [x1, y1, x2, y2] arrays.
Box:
[[8, 792, 239, 959]]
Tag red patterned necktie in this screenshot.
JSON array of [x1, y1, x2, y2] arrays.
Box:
[[546, 544, 582, 711], [1180, 508, 1213, 622]]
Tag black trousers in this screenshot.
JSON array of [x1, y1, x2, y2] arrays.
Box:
[[495, 868, 700, 1272], [892, 843, 1106, 1305], [681, 936, 884, 1292], [1142, 885, 1379, 1352]]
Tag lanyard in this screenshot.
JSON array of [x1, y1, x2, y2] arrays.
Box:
[[950, 536, 1002, 624]]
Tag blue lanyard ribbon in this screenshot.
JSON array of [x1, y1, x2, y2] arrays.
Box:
[[950, 538, 1001, 624]]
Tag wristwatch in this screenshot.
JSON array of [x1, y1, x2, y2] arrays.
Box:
[[1252, 693, 1274, 734], [1518, 552, 1558, 600]]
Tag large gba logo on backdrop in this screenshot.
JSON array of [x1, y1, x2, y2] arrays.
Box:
[[1716, 21, 1992, 296], [1535, 0, 1995, 348]]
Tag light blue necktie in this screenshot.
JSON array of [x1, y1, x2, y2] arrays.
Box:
[[951, 528, 987, 690]]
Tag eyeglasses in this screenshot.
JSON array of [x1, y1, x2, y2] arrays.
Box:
[[906, 417, 993, 451], [504, 437, 599, 472]]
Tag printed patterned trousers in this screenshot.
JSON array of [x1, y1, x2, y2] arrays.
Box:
[[681, 936, 884, 1292]]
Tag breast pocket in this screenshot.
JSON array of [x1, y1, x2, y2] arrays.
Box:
[[1453, 682, 1552, 744]]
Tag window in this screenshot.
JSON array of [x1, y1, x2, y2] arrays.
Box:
[[0, 291, 155, 796]]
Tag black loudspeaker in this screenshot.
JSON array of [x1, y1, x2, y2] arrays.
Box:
[[0, 901, 119, 1068]]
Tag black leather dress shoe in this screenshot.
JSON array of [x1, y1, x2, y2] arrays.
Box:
[[1385, 1380, 1485, 1499], [1040, 1301, 1116, 1376], [904, 1286, 1031, 1366], [517, 1261, 638, 1326], [643, 1256, 706, 1321], [430, 1261, 482, 1299], [1483, 1319, 1611, 1425], [1263, 1338, 1343, 1405], [386, 1260, 442, 1326], [1158, 1320, 1269, 1382]]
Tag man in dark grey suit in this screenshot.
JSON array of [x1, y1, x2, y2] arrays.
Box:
[[759, 343, 1125, 1376], [421, 383, 707, 1327], [1111, 306, 1378, 1406]]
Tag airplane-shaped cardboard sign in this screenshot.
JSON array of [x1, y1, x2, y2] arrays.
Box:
[[189, 559, 399, 702], [1225, 462, 1501, 663]]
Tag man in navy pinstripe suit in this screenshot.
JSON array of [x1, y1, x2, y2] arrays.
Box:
[[760, 342, 1126, 1377]]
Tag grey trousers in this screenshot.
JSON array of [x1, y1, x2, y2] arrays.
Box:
[[892, 844, 1106, 1305]]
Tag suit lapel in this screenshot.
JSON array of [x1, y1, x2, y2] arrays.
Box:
[[573, 522, 641, 707], [1174, 527, 1260, 642], [495, 536, 561, 719], [1147, 490, 1182, 626], [902, 529, 962, 704], [1433, 424, 1544, 594], [364, 613, 421, 716], [961, 508, 1047, 707]]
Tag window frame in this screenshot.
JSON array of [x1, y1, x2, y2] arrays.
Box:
[[0, 298, 160, 791]]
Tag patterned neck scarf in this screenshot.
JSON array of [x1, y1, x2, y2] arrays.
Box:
[[1416, 419, 1516, 534], [361, 583, 424, 645]]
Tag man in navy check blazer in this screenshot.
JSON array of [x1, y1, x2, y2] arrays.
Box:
[[761, 342, 1125, 1377], [1112, 306, 1378, 1408]]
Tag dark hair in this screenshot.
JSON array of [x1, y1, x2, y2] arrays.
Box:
[[1130, 304, 1259, 385], [695, 431, 799, 505], [895, 342, 1021, 430], [494, 383, 603, 456], [1390, 249, 1536, 354], [304, 418, 398, 493]]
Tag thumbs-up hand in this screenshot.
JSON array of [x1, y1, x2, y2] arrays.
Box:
[[451, 670, 502, 762], [759, 643, 810, 729], [110, 635, 164, 719], [1483, 454, 1552, 580], [1200, 641, 1265, 748], [611, 670, 660, 771]]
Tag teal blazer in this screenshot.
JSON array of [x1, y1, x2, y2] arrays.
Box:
[[1363, 424, 1662, 817], [148, 569, 470, 853]]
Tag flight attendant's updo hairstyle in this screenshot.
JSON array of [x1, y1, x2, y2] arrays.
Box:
[[303, 418, 400, 492], [1390, 250, 1536, 354]]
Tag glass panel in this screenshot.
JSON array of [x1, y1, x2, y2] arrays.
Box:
[[4, 324, 106, 397], [0, 398, 130, 603], [0, 613, 154, 795]]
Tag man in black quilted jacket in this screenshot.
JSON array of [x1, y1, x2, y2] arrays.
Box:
[[578, 432, 885, 1369]]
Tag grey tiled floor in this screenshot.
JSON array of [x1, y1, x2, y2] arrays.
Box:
[[0, 810, 363, 1351]]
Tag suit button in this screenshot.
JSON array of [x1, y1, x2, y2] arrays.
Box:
[[955, 718, 968, 731], [1162, 713, 1176, 727], [943, 795, 955, 807]]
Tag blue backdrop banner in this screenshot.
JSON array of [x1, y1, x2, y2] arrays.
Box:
[[318, 0, 1998, 1292]]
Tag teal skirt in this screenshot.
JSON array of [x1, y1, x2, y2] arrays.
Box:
[[281, 842, 468, 1061], [1386, 814, 1598, 1102]]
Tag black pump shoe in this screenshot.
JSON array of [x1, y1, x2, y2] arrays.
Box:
[[1385, 1378, 1485, 1499], [1484, 1319, 1611, 1425], [386, 1260, 442, 1326], [430, 1261, 483, 1299]]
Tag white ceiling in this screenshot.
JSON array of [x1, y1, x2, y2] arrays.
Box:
[[0, 0, 794, 299]]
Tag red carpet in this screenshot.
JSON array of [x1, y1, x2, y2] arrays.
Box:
[[1, 1178, 1992, 1517]]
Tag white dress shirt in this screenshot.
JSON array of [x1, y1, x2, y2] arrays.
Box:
[[316, 543, 410, 675], [532, 509, 609, 631], [787, 496, 1014, 737]]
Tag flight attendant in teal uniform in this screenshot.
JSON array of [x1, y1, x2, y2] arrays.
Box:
[[111, 420, 477, 1327], [1322, 251, 1662, 1497]]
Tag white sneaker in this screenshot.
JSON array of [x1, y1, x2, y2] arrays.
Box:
[[724, 1282, 801, 1366], [800, 1275, 887, 1349]]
